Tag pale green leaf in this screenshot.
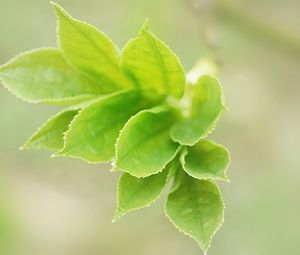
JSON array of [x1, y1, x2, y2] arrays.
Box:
[[0, 48, 103, 104], [171, 75, 226, 146], [59, 90, 154, 163], [165, 173, 224, 253], [115, 106, 180, 177], [21, 109, 78, 151], [20, 97, 101, 151], [52, 2, 134, 91], [121, 23, 185, 98], [114, 170, 168, 221], [181, 140, 230, 181]]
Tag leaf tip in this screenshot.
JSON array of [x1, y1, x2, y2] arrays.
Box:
[[50, 1, 68, 18], [138, 18, 150, 35], [202, 247, 209, 255], [19, 138, 37, 150], [50, 1, 60, 11], [19, 143, 28, 151], [112, 209, 124, 223], [142, 18, 149, 30]]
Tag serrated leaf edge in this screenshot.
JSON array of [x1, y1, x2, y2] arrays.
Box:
[[21, 95, 105, 152], [170, 75, 227, 146], [113, 106, 181, 178], [55, 90, 135, 163], [51, 1, 134, 91], [112, 169, 169, 222], [120, 24, 186, 99], [20, 108, 79, 151], [0, 47, 96, 105], [179, 141, 230, 182], [140, 25, 186, 99], [164, 179, 225, 254]]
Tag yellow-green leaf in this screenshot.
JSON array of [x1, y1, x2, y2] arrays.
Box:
[[59, 90, 154, 163], [0, 48, 103, 104], [21, 98, 100, 151], [181, 140, 230, 181], [165, 173, 224, 253], [171, 75, 226, 146], [115, 106, 180, 177], [121, 24, 185, 98], [21, 109, 78, 151], [114, 170, 168, 221], [52, 2, 134, 91]]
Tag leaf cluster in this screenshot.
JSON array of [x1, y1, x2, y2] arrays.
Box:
[[0, 3, 230, 253]]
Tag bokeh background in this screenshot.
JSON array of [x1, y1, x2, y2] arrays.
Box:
[[0, 0, 300, 254]]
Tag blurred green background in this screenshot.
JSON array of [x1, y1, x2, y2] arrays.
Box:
[[0, 0, 300, 254]]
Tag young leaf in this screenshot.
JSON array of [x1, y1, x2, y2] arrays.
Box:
[[0, 5, 231, 252], [166, 157, 185, 193], [171, 75, 226, 146], [59, 90, 154, 163], [115, 106, 180, 178], [181, 140, 230, 181], [0, 48, 103, 104], [114, 170, 168, 221], [165, 173, 224, 253], [52, 2, 134, 91], [121, 23, 185, 98], [20, 97, 99, 151], [22, 109, 78, 151]]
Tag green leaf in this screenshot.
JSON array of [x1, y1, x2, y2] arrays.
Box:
[[21, 109, 78, 151], [165, 156, 185, 192], [59, 90, 154, 163], [20, 97, 99, 151], [113, 170, 168, 221], [181, 140, 230, 181], [121, 23, 185, 98], [0, 5, 230, 252], [115, 106, 180, 177], [0, 48, 103, 104], [171, 75, 226, 146], [165, 173, 224, 253], [52, 2, 134, 91]]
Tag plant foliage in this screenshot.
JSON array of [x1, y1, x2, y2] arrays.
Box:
[[0, 2, 230, 253]]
